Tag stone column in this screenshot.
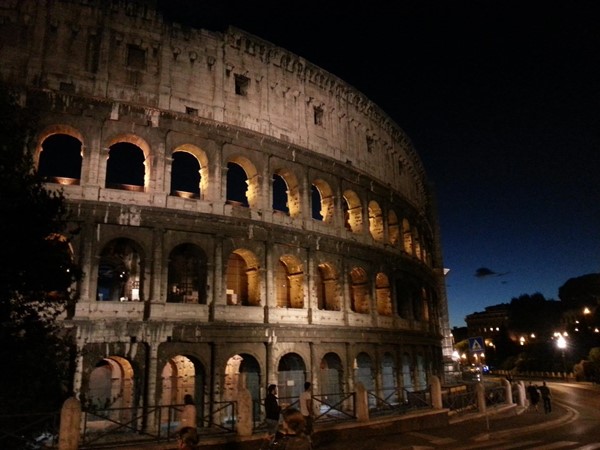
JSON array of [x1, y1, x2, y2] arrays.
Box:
[[58, 397, 81, 450], [430, 375, 443, 409]]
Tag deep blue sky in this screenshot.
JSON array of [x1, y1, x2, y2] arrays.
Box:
[[163, 1, 600, 327]]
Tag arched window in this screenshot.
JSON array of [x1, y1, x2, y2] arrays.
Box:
[[276, 255, 304, 308], [316, 262, 340, 311], [388, 210, 400, 246], [311, 185, 323, 220], [225, 249, 261, 306], [368, 200, 384, 242], [355, 352, 376, 407], [375, 272, 392, 316], [96, 238, 142, 302], [167, 243, 207, 304], [38, 134, 82, 184], [311, 179, 334, 223], [272, 174, 289, 214], [106, 142, 145, 190], [226, 162, 249, 206], [171, 152, 201, 198], [343, 190, 362, 233], [349, 267, 370, 314], [277, 353, 307, 399], [402, 218, 413, 254]]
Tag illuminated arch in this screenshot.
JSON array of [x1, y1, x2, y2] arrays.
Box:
[[349, 266, 370, 314], [171, 144, 209, 199], [276, 254, 304, 308], [316, 262, 340, 311], [343, 190, 362, 233], [368, 200, 384, 242], [312, 179, 334, 223], [272, 168, 301, 217], [226, 155, 259, 208], [225, 248, 261, 306], [375, 272, 392, 316], [388, 210, 400, 246]]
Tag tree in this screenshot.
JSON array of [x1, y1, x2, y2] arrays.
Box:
[[0, 83, 81, 415]]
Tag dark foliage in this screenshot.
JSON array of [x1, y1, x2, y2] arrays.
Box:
[[0, 84, 81, 415]]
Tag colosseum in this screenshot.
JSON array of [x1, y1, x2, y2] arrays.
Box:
[[1, 0, 452, 435]]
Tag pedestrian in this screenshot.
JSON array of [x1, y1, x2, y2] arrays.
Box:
[[299, 382, 314, 437], [538, 381, 552, 413], [261, 408, 312, 450], [265, 384, 281, 436], [527, 382, 540, 412], [176, 426, 199, 450], [179, 394, 197, 431]]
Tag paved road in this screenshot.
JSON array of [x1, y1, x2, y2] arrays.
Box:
[[315, 381, 600, 450]]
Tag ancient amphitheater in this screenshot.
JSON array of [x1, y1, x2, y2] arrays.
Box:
[[0, 0, 452, 431]]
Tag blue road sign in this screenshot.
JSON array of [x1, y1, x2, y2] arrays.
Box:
[[468, 336, 485, 352]]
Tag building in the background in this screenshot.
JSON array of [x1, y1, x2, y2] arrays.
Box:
[[0, 0, 451, 426]]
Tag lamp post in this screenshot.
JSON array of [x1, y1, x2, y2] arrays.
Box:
[[556, 334, 567, 378]]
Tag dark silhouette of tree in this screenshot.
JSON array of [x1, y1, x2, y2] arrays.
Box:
[[0, 83, 81, 416], [559, 273, 600, 310]]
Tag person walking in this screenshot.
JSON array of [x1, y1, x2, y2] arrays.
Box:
[[299, 382, 314, 437], [538, 381, 552, 413], [265, 384, 282, 436], [527, 382, 540, 412], [261, 408, 312, 450]]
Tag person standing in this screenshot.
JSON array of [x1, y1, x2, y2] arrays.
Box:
[[299, 382, 314, 437], [538, 381, 552, 413], [265, 384, 281, 436], [179, 394, 197, 431], [262, 408, 312, 450]]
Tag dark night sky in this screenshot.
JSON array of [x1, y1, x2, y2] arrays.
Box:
[[161, 0, 600, 327]]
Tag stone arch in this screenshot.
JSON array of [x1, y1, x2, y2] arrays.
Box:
[[226, 155, 259, 208], [381, 352, 398, 404], [402, 218, 413, 254], [349, 266, 370, 314], [316, 262, 340, 311], [96, 237, 144, 302], [36, 125, 84, 185], [343, 190, 362, 233], [401, 352, 413, 395], [311, 179, 334, 223], [319, 352, 344, 409], [275, 254, 304, 308], [160, 355, 206, 428], [277, 353, 307, 400], [167, 243, 208, 304], [413, 227, 422, 260], [388, 210, 400, 247], [354, 352, 375, 407], [375, 272, 392, 316], [223, 353, 261, 423], [86, 355, 135, 427], [225, 248, 261, 306], [272, 168, 301, 217], [368, 200, 384, 242], [171, 143, 209, 199], [106, 134, 151, 190]]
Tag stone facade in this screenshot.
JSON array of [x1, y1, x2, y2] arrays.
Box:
[[0, 0, 452, 427]]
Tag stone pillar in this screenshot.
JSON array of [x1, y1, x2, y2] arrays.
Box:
[[236, 385, 253, 437], [354, 382, 369, 422], [503, 378, 513, 405], [58, 397, 81, 450], [476, 382, 486, 413], [517, 380, 526, 407], [430, 375, 443, 409], [145, 343, 160, 431]]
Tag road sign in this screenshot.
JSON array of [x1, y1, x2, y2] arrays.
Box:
[[468, 336, 484, 352]]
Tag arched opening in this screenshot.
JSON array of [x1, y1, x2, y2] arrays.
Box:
[[355, 352, 376, 408], [96, 238, 142, 302], [225, 249, 261, 306], [388, 210, 400, 247], [413, 227, 422, 260], [106, 142, 146, 191], [277, 353, 307, 401], [401, 353, 413, 396], [343, 190, 362, 233], [402, 219, 413, 254], [368, 200, 384, 242], [319, 352, 344, 412], [375, 273, 392, 316], [223, 354, 261, 425], [226, 157, 259, 208], [38, 133, 82, 184], [312, 179, 334, 223], [415, 353, 427, 390], [272, 174, 289, 214], [316, 262, 340, 311], [349, 267, 370, 314], [171, 151, 201, 198], [160, 355, 206, 429], [167, 243, 207, 304], [86, 356, 135, 425], [275, 255, 304, 308], [381, 353, 398, 405]]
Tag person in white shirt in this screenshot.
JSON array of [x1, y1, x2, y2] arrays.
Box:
[[299, 382, 313, 436]]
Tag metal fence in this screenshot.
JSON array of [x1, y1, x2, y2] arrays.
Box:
[[368, 386, 432, 417]]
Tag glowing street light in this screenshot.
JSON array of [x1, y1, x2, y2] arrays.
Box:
[[556, 334, 568, 376]]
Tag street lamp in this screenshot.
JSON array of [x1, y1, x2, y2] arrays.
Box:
[[556, 334, 567, 376]]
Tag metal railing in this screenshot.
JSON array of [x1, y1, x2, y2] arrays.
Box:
[[368, 386, 432, 417], [313, 392, 356, 423], [442, 386, 477, 413]]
